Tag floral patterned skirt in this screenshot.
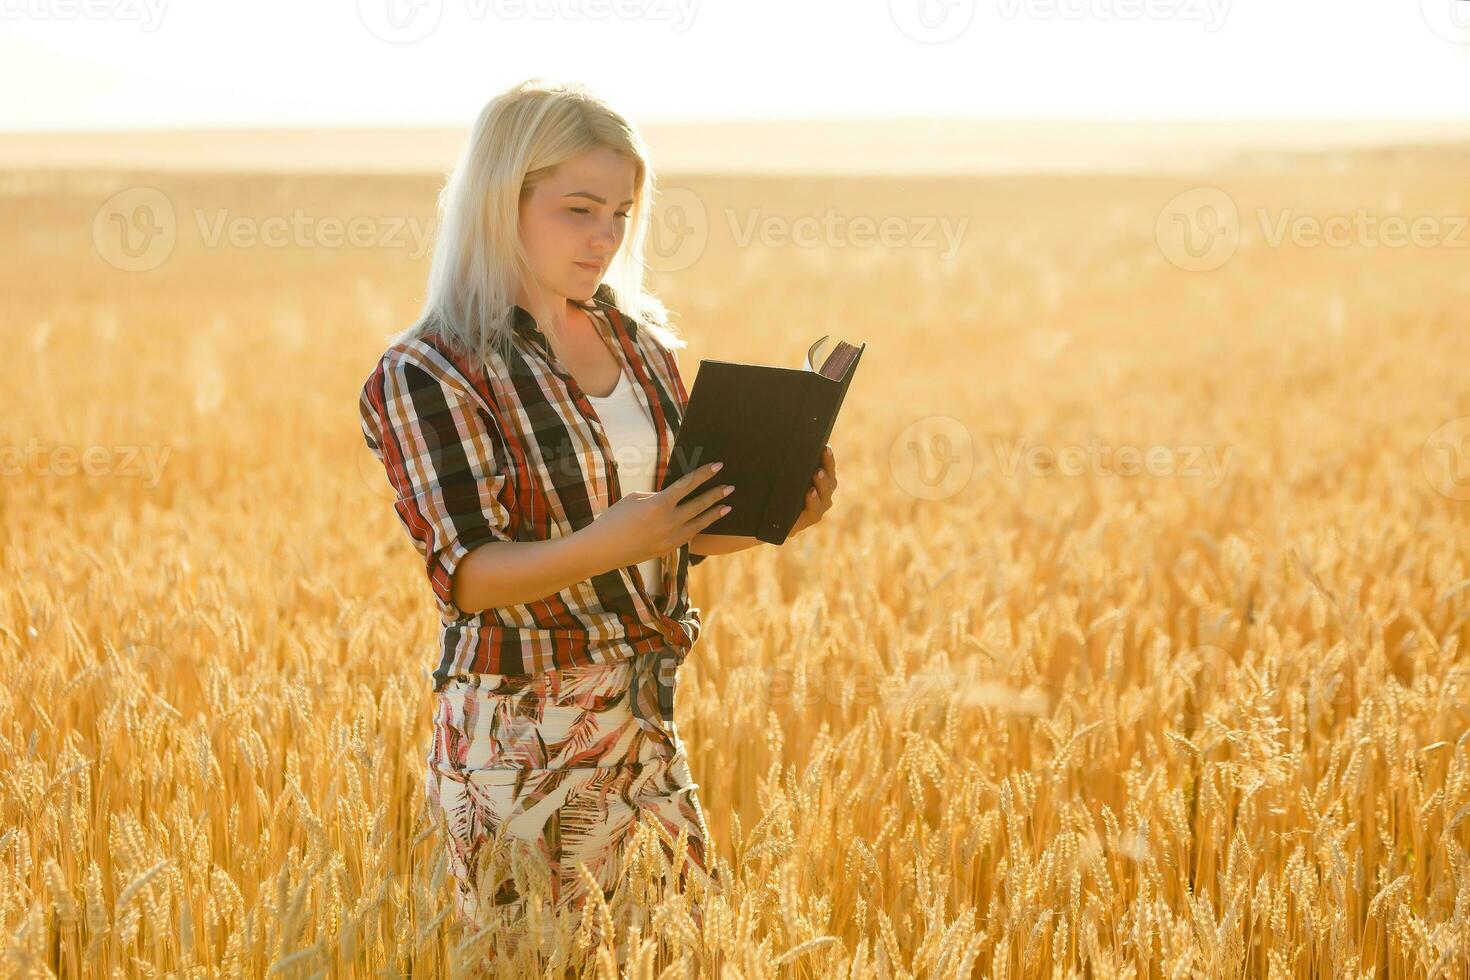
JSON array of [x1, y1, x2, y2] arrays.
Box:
[[423, 648, 718, 961]]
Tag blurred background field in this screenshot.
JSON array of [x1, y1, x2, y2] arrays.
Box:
[[2, 141, 1469, 975]]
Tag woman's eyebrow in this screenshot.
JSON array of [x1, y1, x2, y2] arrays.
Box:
[[564, 191, 635, 207]]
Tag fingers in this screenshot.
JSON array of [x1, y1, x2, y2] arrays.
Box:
[[812, 469, 832, 502], [810, 447, 835, 491], [667, 461, 724, 500], [672, 488, 732, 542], [797, 448, 837, 525], [692, 496, 732, 533], [810, 457, 836, 505], [677, 481, 734, 522]]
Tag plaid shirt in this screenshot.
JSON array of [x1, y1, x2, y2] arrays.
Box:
[[358, 284, 706, 741]]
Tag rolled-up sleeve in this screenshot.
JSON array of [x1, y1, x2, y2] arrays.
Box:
[[360, 349, 516, 621]]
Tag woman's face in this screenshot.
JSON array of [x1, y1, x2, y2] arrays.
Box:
[[518, 146, 637, 305]]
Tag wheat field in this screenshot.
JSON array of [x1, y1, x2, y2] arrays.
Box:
[[2, 158, 1469, 977]]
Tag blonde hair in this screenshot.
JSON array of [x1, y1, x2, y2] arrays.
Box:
[[392, 78, 686, 370]]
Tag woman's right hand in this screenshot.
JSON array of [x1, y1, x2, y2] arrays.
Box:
[[588, 462, 734, 568]]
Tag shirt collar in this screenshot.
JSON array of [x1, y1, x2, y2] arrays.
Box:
[[514, 287, 634, 376], [513, 283, 617, 339]]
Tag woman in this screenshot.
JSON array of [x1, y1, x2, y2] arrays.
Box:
[[357, 79, 838, 968]]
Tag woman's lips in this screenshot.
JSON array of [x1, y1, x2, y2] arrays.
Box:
[[576, 261, 601, 272]]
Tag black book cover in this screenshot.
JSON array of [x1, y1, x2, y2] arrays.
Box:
[[661, 335, 866, 544]]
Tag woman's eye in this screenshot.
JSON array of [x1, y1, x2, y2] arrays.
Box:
[[569, 208, 631, 219]]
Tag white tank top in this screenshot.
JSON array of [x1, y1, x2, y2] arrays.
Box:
[[585, 368, 664, 598]]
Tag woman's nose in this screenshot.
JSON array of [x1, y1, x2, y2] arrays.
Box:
[[592, 218, 620, 247]]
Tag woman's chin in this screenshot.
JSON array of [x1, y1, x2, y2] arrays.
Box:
[[566, 280, 600, 303]]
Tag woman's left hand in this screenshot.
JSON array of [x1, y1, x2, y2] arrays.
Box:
[[790, 445, 837, 537]]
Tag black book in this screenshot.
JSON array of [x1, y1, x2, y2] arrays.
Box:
[[661, 334, 866, 544]]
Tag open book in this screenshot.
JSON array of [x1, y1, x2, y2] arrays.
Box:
[[802, 335, 864, 378], [662, 334, 866, 544]]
